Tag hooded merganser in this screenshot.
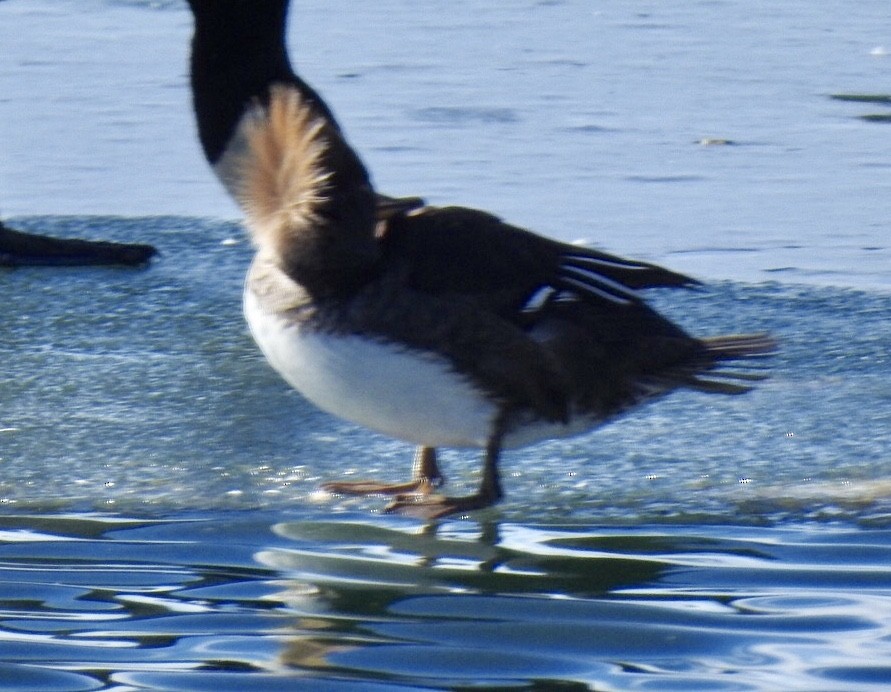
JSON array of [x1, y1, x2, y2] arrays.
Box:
[[186, 0, 774, 519]]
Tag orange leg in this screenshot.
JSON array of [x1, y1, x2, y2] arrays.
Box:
[[321, 446, 443, 496], [385, 436, 504, 520]]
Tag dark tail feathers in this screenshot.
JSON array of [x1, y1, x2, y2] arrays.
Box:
[[684, 333, 777, 394]]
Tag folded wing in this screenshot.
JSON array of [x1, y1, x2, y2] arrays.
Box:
[[379, 205, 698, 316]]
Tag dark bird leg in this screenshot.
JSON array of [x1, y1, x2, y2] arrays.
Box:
[[386, 432, 505, 520], [321, 446, 443, 496]]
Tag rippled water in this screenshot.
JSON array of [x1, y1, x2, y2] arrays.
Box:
[[0, 513, 889, 690], [2, 0, 891, 689]]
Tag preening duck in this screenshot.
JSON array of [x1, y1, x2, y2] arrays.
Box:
[[186, 0, 774, 519]]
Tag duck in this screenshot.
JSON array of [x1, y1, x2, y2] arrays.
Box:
[[185, 0, 774, 519]]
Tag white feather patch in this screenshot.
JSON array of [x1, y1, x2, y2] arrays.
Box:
[[244, 289, 498, 448]]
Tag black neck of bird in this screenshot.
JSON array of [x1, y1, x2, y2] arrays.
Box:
[[187, 0, 339, 164]]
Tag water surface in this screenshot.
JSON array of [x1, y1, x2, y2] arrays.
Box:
[[0, 513, 890, 691], [0, 0, 890, 689], [1, 0, 889, 287]]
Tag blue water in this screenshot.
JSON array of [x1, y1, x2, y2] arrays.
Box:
[[1, 0, 891, 689], [0, 513, 889, 691]]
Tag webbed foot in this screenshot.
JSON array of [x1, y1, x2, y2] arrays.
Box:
[[321, 446, 443, 497], [384, 491, 498, 520], [321, 477, 440, 497]]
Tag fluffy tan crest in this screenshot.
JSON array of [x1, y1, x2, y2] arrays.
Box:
[[234, 85, 332, 253]]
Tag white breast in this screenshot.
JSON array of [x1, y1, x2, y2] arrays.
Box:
[[244, 289, 498, 448]]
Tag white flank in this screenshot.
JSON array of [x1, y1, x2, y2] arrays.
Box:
[[244, 290, 498, 449]]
